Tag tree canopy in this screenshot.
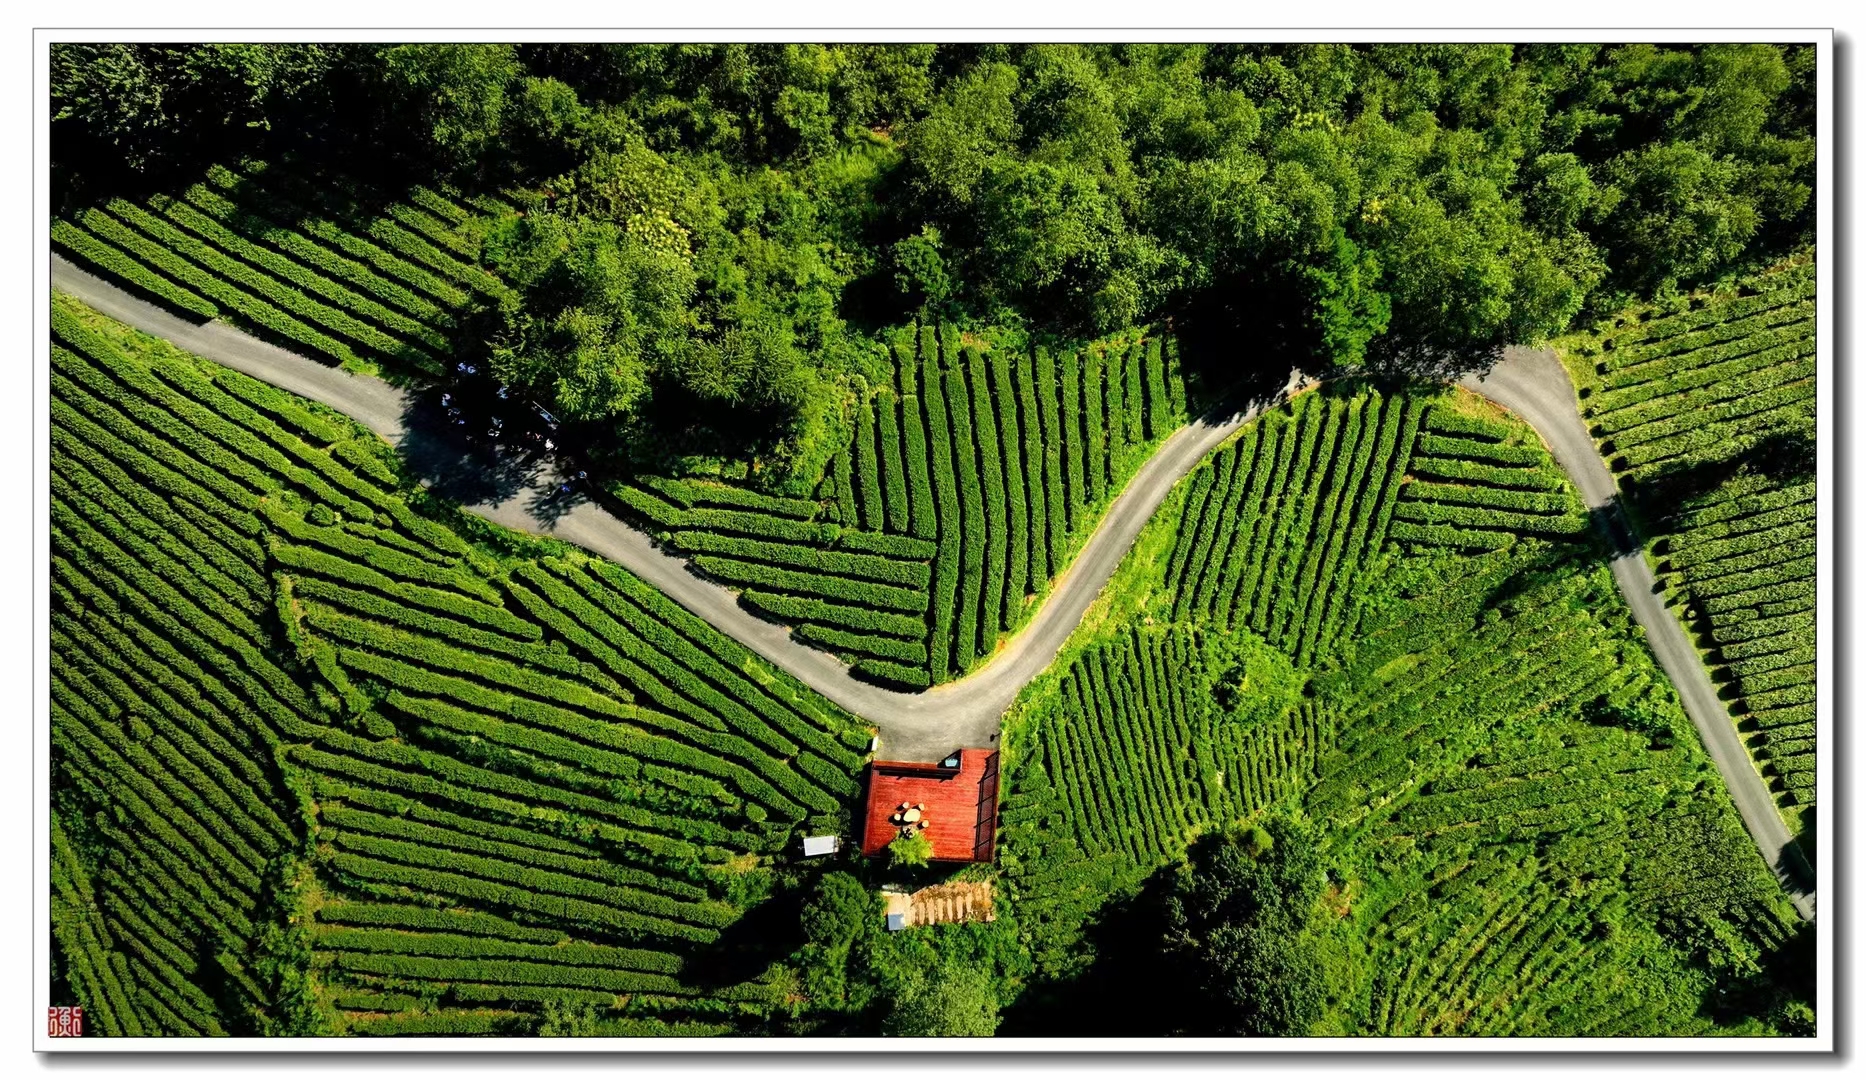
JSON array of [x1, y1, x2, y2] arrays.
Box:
[[52, 42, 1816, 476], [1160, 816, 1354, 1036]]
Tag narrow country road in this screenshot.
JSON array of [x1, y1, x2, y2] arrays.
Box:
[[1461, 348, 1816, 921], [51, 255, 1288, 762], [53, 259, 1815, 919]]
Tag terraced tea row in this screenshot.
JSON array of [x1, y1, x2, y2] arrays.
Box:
[[998, 625, 1331, 979], [999, 385, 1802, 1034], [52, 161, 509, 377], [1163, 387, 1586, 667], [1563, 255, 1817, 821], [1583, 260, 1814, 482], [49, 295, 867, 1037], [615, 324, 1187, 688], [1658, 478, 1817, 808]]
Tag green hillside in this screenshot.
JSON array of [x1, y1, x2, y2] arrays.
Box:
[[996, 386, 1805, 1036], [612, 324, 1187, 688], [1561, 255, 1817, 825], [49, 294, 870, 1036]]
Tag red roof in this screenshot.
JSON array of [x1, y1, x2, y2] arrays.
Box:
[[861, 749, 1000, 863]]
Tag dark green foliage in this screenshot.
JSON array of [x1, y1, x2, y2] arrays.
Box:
[[896, 347, 939, 542], [1099, 345, 1123, 477], [990, 347, 1031, 623], [766, 327, 1187, 684], [1165, 389, 1444, 658], [54, 43, 1813, 459], [1033, 347, 1069, 569], [1144, 339, 1171, 440], [970, 348, 1012, 646], [1058, 351, 1084, 528], [1161, 819, 1337, 1036], [945, 343, 987, 672], [920, 326, 965, 682], [875, 389, 911, 534], [1012, 350, 1050, 587], [1078, 350, 1105, 505]]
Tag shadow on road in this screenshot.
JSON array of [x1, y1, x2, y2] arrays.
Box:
[[1588, 502, 1641, 558], [394, 396, 584, 529]]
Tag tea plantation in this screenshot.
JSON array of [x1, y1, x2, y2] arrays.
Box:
[[995, 387, 1806, 1036], [52, 161, 511, 378], [50, 295, 872, 1036], [613, 324, 1187, 688], [1561, 256, 1817, 824], [45, 40, 1823, 1043]]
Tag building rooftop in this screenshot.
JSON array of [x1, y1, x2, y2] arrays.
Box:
[[861, 749, 1000, 863], [801, 835, 841, 857]]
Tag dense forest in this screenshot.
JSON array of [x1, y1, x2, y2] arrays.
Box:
[[52, 42, 1815, 480]]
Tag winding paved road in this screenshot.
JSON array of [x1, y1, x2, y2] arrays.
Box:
[[51, 255, 1293, 762], [53, 257, 1813, 917], [1462, 349, 1815, 920]]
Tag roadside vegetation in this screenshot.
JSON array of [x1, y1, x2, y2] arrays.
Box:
[[993, 386, 1811, 1036], [1557, 254, 1817, 832]]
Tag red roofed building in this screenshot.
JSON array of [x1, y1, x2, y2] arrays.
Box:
[[861, 749, 1000, 863]]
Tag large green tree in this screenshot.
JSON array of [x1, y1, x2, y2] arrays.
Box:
[[1161, 817, 1352, 1036], [883, 959, 1002, 1037]]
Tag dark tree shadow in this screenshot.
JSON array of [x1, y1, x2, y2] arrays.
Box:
[[1364, 337, 1507, 385], [679, 887, 811, 992], [997, 864, 1188, 1037], [394, 394, 586, 529], [1167, 271, 1318, 412], [1624, 428, 1816, 533], [1704, 917, 1816, 1031]]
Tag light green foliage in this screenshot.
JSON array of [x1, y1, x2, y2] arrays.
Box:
[[48, 297, 866, 1037], [888, 832, 934, 869], [1209, 631, 1302, 729], [997, 383, 1810, 1037], [1562, 255, 1816, 819], [883, 960, 1001, 1037]]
